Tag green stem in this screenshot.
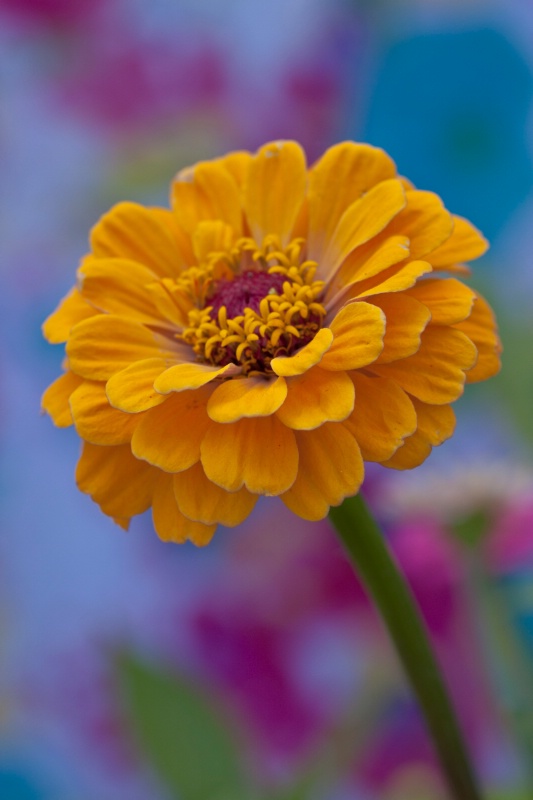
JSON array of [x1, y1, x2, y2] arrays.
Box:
[[329, 494, 483, 800]]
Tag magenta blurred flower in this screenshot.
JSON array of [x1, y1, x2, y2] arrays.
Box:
[[56, 38, 226, 133], [0, 0, 104, 29]]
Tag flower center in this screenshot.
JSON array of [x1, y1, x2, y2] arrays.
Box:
[[180, 236, 327, 375]]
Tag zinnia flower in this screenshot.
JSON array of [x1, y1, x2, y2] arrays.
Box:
[[42, 141, 501, 545]]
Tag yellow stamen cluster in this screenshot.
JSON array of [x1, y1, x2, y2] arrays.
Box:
[[181, 236, 327, 374]]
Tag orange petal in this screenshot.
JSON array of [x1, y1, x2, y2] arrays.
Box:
[[344, 373, 416, 462], [281, 423, 364, 521], [429, 215, 488, 268], [276, 366, 354, 430], [307, 142, 397, 262], [76, 442, 156, 520], [67, 315, 173, 381], [373, 327, 477, 404], [382, 400, 456, 470], [70, 381, 140, 445], [321, 179, 406, 282], [106, 358, 168, 413], [243, 141, 307, 246], [201, 416, 298, 495], [173, 462, 258, 527], [154, 361, 241, 393], [368, 293, 430, 364], [78, 257, 171, 328], [320, 302, 385, 371], [41, 370, 84, 427], [152, 473, 216, 545], [455, 293, 502, 383], [405, 277, 475, 325], [131, 387, 211, 473], [90, 202, 185, 277], [171, 159, 243, 236], [42, 287, 99, 344], [207, 376, 287, 423], [383, 190, 454, 260], [270, 327, 333, 377]]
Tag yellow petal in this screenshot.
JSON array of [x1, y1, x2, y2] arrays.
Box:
[[152, 473, 216, 545], [281, 423, 364, 521], [154, 361, 241, 393], [131, 387, 211, 473], [270, 327, 334, 377], [150, 207, 196, 266], [321, 179, 406, 282], [374, 327, 477, 404], [41, 370, 84, 427], [276, 367, 355, 430], [192, 220, 235, 263], [173, 462, 258, 527], [455, 293, 502, 383], [355, 259, 433, 298], [243, 140, 307, 246], [207, 376, 287, 423], [214, 150, 253, 187], [78, 257, 171, 328], [383, 190, 454, 260], [429, 215, 488, 268], [382, 400, 456, 469], [307, 142, 397, 262], [368, 293, 431, 364], [90, 202, 185, 277], [70, 381, 139, 445], [76, 442, 156, 519], [42, 287, 99, 344], [344, 373, 416, 462], [67, 315, 172, 381], [327, 235, 410, 307], [320, 302, 385, 371], [201, 416, 298, 495], [405, 277, 475, 325], [171, 159, 243, 236], [106, 358, 168, 413]]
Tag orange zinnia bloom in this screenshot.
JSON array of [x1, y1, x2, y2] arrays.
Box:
[[42, 141, 501, 545]]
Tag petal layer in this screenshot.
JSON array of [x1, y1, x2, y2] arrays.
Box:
[[307, 142, 397, 262], [344, 373, 416, 462], [152, 473, 216, 545], [281, 424, 364, 520], [131, 387, 211, 472], [76, 442, 156, 520], [41, 370, 83, 427], [201, 416, 298, 495], [244, 141, 307, 246], [374, 327, 477, 404], [207, 376, 287, 423], [106, 358, 168, 413], [67, 315, 169, 381], [173, 463, 258, 527], [42, 288, 99, 344], [70, 381, 139, 445], [276, 367, 355, 430], [90, 203, 185, 277], [270, 327, 333, 377], [320, 302, 385, 371], [455, 293, 502, 383], [172, 160, 243, 236]]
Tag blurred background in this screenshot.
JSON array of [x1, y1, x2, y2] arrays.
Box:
[[2, 1, 533, 798]]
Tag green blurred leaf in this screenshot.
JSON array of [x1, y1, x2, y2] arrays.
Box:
[[488, 791, 532, 800], [116, 651, 252, 800], [452, 509, 490, 548]]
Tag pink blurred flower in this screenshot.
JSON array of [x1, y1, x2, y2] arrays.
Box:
[[485, 494, 533, 573]]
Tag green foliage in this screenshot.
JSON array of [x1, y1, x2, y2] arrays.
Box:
[[115, 651, 252, 800]]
